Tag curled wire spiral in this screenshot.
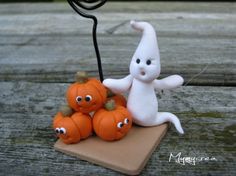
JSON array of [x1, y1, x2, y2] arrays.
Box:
[[67, 0, 107, 82]]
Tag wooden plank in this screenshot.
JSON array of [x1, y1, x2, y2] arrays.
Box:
[[0, 112, 236, 175], [54, 124, 168, 175], [0, 2, 235, 175], [0, 3, 235, 85], [1, 112, 235, 175], [0, 34, 235, 85], [0, 82, 235, 114], [0, 2, 235, 14], [0, 82, 235, 175], [0, 12, 235, 36]]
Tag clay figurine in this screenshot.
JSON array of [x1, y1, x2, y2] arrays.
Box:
[[66, 71, 107, 114], [53, 105, 93, 144], [93, 100, 132, 141], [103, 21, 184, 134]]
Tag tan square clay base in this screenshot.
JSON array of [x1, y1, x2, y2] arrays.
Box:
[[54, 123, 168, 175]]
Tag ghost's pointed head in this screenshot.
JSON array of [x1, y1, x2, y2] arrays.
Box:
[[129, 21, 160, 83]]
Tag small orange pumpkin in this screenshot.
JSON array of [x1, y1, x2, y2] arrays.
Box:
[[66, 72, 107, 114], [53, 105, 92, 144], [107, 90, 127, 107], [93, 100, 132, 141]]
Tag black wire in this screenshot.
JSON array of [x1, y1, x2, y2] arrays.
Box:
[[67, 0, 107, 82]]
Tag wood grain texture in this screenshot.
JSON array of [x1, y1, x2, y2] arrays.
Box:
[[0, 82, 235, 114], [0, 2, 235, 175], [0, 3, 235, 85], [0, 82, 235, 175], [1, 112, 235, 175], [0, 2, 235, 14]]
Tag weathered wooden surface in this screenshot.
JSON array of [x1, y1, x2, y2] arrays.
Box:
[[0, 82, 235, 175], [0, 2, 235, 85], [0, 2, 236, 176]]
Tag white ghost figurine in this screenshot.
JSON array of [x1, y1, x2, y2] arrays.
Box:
[[103, 21, 184, 134]]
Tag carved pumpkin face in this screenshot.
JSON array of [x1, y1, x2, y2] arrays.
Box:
[[53, 112, 92, 144], [93, 101, 132, 141], [66, 77, 107, 114]]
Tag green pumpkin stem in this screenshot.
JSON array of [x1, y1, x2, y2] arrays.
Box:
[[59, 105, 74, 117], [105, 100, 116, 111], [107, 89, 116, 98], [75, 71, 89, 83]]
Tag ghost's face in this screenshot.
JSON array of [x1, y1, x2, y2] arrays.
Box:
[[130, 55, 160, 83]]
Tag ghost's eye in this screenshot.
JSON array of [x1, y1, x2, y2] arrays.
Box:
[[117, 122, 124, 128], [136, 58, 140, 64], [85, 95, 92, 102], [124, 118, 129, 124], [76, 96, 82, 103], [59, 128, 66, 134], [55, 128, 60, 134], [146, 60, 151, 65]]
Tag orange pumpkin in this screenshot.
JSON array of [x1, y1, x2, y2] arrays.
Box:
[[53, 105, 92, 144], [93, 100, 132, 141], [66, 72, 107, 114], [107, 92, 127, 107]]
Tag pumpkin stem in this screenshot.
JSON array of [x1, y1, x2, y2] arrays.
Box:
[[59, 105, 74, 117], [75, 71, 89, 83], [105, 99, 116, 111], [107, 89, 116, 98]]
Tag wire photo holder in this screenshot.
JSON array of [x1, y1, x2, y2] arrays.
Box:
[[67, 0, 107, 82], [55, 1, 170, 175]]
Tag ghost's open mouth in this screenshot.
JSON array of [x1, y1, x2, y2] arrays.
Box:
[[141, 71, 146, 76]]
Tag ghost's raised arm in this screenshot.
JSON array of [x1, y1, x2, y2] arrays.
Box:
[[103, 75, 133, 93], [153, 75, 184, 91]]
